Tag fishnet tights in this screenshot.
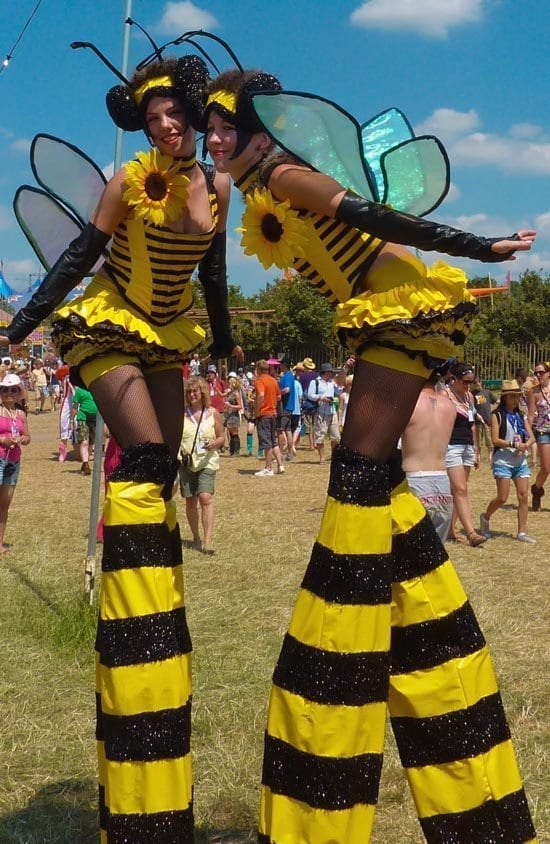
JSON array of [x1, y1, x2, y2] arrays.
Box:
[[88, 364, 184, 458], [341, 359, 426, 462]]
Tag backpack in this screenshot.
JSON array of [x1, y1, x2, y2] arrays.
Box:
[[302, 377, 320, 415]]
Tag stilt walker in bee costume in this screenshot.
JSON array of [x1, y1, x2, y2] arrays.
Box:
[[1, 29, 243, 842], [203, 67, 538, 843]]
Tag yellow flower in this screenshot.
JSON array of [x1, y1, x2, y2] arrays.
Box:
[[238, 187, 309, 270], [123, 149, 190, 227]]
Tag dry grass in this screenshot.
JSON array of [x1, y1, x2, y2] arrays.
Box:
[[0, 411, 548, 842]]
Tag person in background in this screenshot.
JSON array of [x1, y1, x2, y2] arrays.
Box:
[[471, 374, 497, 463], [179, 376, 225, 554], [291, 367, 303, 454], [528, 360, 550, 511], [402, 372, 456, 543], [308, 362, 340, 464], [479, 379, 536, 543], [31, 359, 50, 413], [56, 363, 74, 463], [71, 384, 98, 475], [338, 373, 353, 434], [445, 362, 486, 546], [224, 374, 243, 455], [254, 359, 284, 477], [189, 352, 201, 377], [278, 360, 296, 460], [298, 357, 318, 450], [0, 374, 31, 552], [206, 364, 227, 414], [241, 371, 257, 456], [516, 366, 537, 466]]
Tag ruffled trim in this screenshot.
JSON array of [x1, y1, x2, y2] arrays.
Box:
[[335, 260, 475, 331]]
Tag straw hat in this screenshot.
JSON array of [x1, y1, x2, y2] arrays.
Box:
[[302, 357, 316, 371], [500, 379, 522, 395]]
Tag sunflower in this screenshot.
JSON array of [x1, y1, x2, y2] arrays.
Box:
[[238, 187, 309, 270], [123, 149, 190, 227]]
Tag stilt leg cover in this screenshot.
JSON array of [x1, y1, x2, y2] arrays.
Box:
[[97, 441, 194, 843], [259, 445, 393, 844], [387, 450, 537, 844]]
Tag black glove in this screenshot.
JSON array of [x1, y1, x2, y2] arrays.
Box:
[[198, 231, 236, 358], [335, 191, 519, 263], [7, 222, 110, 343]]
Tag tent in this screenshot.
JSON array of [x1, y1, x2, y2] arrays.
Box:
[[0, 270, 14, 300]]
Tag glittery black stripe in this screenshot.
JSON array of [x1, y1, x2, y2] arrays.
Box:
[[301, 541, 391, 605], [262, 734, 382, 810], [102, 523, 182, 571], [104, 806, 195, 843], [96, 606, 192, 668], [109, 443, 177, 484], [391, 602, 485, 675], [392, 513, 448, 582], [273, 634, 389, 706], [327, 445, 389, 506], [391, 692, 511, 768], [98, 784, 108, 832], [419, 788, 536, 844], [258, 836, 270, 844], [100, 701, 191, 762]]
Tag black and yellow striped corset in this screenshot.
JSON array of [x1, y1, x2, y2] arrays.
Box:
[[235, 165, 383, 306], [103, 164, 219, 326]]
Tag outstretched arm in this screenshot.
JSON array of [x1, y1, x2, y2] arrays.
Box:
[[268, 164, 535, 262]]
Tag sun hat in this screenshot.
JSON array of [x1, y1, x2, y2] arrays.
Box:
[[0, 373, 22, 388], [246, 371, 254, 380], [319, 363, 334, 374], [500, 379, 522, 395], [207, 364, 217, 373], [294, 361, 305, 371], [302, 357, 316, 370], [228, 371, 237, 378]]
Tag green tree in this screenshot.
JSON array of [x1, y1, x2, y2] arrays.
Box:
[[476, 269, 550, 345]]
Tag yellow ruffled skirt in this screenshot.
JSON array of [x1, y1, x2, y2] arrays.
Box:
[[52, 274, 206, 369], [335, 258, 478, 377]]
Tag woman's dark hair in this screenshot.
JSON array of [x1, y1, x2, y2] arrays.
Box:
[[449, 361, 475, 379]]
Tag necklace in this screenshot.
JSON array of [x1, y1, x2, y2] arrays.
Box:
[[449, 386, 469, 407], [2, 406, 17, 420]]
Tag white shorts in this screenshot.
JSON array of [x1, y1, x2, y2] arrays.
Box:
[[445, 443, 475, 469], [407, 471, 453, 543]]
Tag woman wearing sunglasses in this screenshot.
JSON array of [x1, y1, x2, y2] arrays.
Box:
[[0, 374, 31, 553], [528, 361, 550, 510]]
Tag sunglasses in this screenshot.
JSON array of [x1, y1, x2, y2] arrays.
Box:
[[460, 378, 474, 384], [535, 371, 546, 376], [0, 386, 20, 394]]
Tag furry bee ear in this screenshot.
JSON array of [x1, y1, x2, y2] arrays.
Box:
[[236, 73, 282, 133], [106, 85, 143, 132], [174, 54, 211, 130]]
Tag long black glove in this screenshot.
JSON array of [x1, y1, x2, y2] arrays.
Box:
[[7, 222, 110, 343], [198, 231, 236, 358], [335, 191, 519, 263]]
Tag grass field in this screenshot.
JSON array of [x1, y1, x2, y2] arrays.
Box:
[[0, 409, 548, 843]]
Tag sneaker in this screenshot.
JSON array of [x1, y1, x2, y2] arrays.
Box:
[[278, 464, 286, 474], [479, 513, 491, 539], [255, 467, 274, 477], [517, 532, 536, 544]]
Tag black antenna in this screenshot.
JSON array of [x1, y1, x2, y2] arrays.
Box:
[[126, 18, 163, 63], [174, 30, 244, 71], [71, 41, 131, 86], [178, 36, 221, 73]]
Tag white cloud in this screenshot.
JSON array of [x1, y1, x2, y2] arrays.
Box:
[[1, 259, 38, 292], [0, 206, 14, 230], [10, 138, 31, 153], [0, 128, 14, 141], [418, 108, 550, 176], [445, 182, 461, 203], [350, 0, 485, 38], [510, 123, 543, 140], [534, 212, 550, 238], [155, 1, 219, 35]]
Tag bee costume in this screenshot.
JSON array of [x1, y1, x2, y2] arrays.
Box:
[[204, 71, 537, 844], [7, 29, 238, 843]]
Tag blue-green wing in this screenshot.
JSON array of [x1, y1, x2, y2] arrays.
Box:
[[361, 108, 414, 200], [251, 91, 378, 200], [381, 136, 450, 216], [31, 134, 107, 226]]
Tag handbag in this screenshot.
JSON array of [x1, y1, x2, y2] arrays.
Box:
[[180, 408, 205, 470]]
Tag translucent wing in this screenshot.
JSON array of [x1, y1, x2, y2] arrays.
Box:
[[381, 136, 450, 216], [14, 186, 104, 274], [31, 134, 107, 226], [251, 91, 378, 200], [361, 108, 414, 200]]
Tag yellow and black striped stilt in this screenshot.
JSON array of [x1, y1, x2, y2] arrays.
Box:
[[259, 445, 393, 843], [388, 454, 537, 843], [96, 443, 194, 843]]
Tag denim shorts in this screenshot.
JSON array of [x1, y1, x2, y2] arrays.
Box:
[[535, 431, 550, 445], [0, 457, 21, 486], [492, 460, 530, 480], [445, 443, 475, 468]]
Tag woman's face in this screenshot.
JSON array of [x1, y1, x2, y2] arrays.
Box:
[[504, 393, 520, 411], [0, 386, 20, 405], [145, 96, 195, 158], [186, 384, 203, 406], [534, 365, 549, 386], [206, 110, 266, 177], [453, 372, 474, 393]]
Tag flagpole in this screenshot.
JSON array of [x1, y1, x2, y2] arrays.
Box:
[[85, 2, 133, 601], [488, 271, 494, 310]]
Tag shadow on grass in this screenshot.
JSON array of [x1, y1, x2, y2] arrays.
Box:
[[0, 778, 97, 843]]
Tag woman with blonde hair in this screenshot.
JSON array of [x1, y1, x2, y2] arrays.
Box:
[[180, 376, 225, 554], [224, 374, 243, 455]]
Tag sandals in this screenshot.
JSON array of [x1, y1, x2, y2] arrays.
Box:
[[466, 531, 487, 547]]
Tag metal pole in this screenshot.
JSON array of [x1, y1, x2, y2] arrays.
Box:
[[85, 3, 132, 602]]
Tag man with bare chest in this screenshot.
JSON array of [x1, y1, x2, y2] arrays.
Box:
[[401, 374, 456, 542]]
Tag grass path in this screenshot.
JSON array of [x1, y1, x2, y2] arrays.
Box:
[[0, 410, 547, 842]]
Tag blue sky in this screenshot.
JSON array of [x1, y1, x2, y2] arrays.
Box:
[[1, 0, 549, 296]]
